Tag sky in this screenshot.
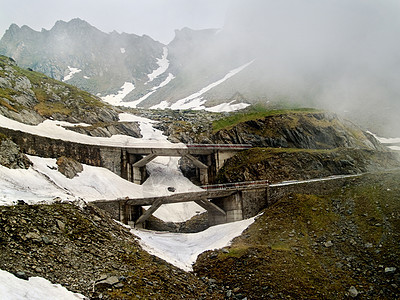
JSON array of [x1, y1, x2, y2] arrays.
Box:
[[0, 0, 229, 44]]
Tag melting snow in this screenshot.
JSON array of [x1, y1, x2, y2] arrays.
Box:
[[125, 73, 175, 108], [151, 60, 254, 111], [205, 100, 250, 113], [147, 47, 170, 83], [63, 66, 81, 82], [0, 114, 184, 148], [132, 217, 256, 271], [0, 269, 86, 300], [0, 113, 204, 221], [101, 82, 135, 106], [170, 60, 254, 110], [368, 131, 400, 151]]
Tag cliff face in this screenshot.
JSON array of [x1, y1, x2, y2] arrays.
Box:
[[209, 110, 399, 183], [212, 111, 384, 151], [216, 147, 400, 183]]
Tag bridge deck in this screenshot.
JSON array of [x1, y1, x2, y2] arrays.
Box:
[[124, 144, 252, 155]]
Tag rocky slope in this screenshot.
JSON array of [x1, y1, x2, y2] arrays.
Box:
[[216, 147, 400, 183], [0, 19, 165, 99], [0, 55, 141, 137], [212, 110, 384, 151], [195, 171, 400, 299], [0, 202, 223, 299]]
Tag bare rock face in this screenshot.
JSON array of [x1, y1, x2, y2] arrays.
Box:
[[0, 137, 32, 169], [56, 156, 83, 179]]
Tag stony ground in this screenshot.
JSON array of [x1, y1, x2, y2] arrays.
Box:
[[0, 201, 223, 299], [194, 171, 400, 299]]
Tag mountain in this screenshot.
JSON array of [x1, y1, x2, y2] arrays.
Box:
[[1, 14, 400, 136], [0, 19, 166, 101], [0, 19, 254, 112]]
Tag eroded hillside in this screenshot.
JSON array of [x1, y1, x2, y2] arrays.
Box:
[[195, 171, 400, 299], [0, 203, 223, 299]]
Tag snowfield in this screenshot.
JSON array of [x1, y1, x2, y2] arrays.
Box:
[[146, 47, 170, 83], [133, 216, 256, 271], [101, 82, 135, 106], [0, 112, 204, 221], [0, 270, 86, 300], [151, 60, 254, 111]]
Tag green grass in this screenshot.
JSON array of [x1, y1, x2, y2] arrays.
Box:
[[0, 55, 108, 118], [212, 105, 321, 133]]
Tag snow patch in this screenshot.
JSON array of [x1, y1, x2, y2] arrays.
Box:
[[101, 82, 135, 106], [150, 100, 170, 110], [120, 47, 126, 54], [368, 131, 400, 151], [124, 73, 175, 108], [0, 112, 203, 221], [205, 100, 251, 113], [133, 217, 256, 271], [147, 47, 169, 83], [63, 66, 81, 82], [0, 112, 187, 149], [152, 60, 254, 111], [0, 269, 86, 300]]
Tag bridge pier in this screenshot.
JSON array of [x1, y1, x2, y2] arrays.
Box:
[[208, 192, 244, 225]]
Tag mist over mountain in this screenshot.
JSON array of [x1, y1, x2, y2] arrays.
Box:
[[1, 0, 400, 135], [0, 18, 165, 97]]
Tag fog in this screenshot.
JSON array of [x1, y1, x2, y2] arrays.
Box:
[[221, 0, 400, 134]]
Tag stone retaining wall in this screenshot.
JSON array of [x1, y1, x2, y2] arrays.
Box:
[[0, 127, 121, 175]]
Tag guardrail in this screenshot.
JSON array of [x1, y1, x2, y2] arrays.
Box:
[[201, 179, 270, 190], [187, 144, 252, 149]]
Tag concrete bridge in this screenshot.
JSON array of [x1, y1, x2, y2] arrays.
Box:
[[92, 174, 362, 228], [0, 126, 250, 185], [121, 144, 251, 185]]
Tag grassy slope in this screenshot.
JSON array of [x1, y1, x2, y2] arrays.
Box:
[[0, 55, 108, 119], [212, 105, 320, 133], [194, 171, 400, 299]]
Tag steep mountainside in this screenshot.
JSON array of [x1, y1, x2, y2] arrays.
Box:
[[195, 171, 400, 299], [212, 110, 384, 150], [0, 19, 165, 101], [0, 55, 140, 137], [210, 109, 400, 183], [1, 16, 399, 137], [0, 202, 222, 299], [0, 20, 255, 111]]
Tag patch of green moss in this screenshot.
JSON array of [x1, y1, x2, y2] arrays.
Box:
[[212, 106, 320, 133], [34, 102, 72, 117]]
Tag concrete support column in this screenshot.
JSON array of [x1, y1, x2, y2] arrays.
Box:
[[199, 168, 209, 185], [121, 150, 128, 180], [119, 201, 129, 224], [133, 167, 142, 185], [225, 192, 243, 222], [208, 191, 243, 226]]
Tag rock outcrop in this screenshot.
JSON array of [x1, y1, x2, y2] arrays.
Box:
[[0, 136, 31, 169], [56, 156, 83, 179], [212, 111, 385, 151]]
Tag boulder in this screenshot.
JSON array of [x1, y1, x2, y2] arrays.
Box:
[[56, 156, 83, 179]]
